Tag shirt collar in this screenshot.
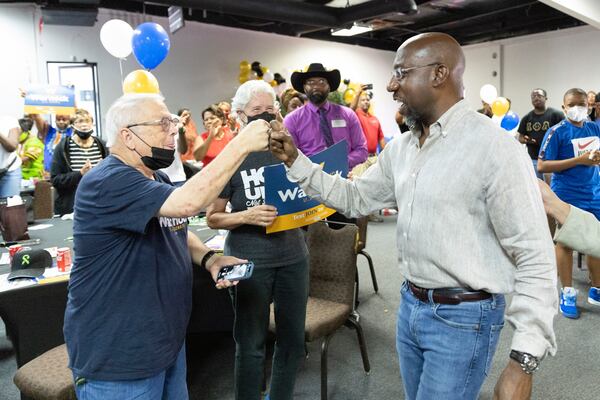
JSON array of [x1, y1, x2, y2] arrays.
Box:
[[409, 99, 469, 140], [307, 100, 331, 114]]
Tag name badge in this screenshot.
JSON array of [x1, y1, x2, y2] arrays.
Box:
[[331, 119, 347, 128]]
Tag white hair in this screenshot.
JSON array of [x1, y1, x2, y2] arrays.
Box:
[[231, 80, 277, 115], [104, 93, 165, 147]]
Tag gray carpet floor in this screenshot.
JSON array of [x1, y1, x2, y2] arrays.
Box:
[[1, 215, 599, 399]]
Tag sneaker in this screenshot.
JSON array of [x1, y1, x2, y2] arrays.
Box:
[[588, 287, 600, 305], [560, 287, 580, 319]]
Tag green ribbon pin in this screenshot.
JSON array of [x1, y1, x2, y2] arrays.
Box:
[[21, 255, 30, 265]]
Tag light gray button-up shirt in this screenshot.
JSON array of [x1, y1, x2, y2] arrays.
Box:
[[287, 99, 557, 357]]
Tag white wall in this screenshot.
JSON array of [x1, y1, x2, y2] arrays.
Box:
[[0, 4, 400, 138], [0, 4, 39, 118], [463, 25, 600, 118]]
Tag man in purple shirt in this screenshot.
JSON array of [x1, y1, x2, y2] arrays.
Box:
[[284, 63, 367, 170]]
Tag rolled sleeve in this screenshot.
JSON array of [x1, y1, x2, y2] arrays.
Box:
[[555, 206, 600, 259]]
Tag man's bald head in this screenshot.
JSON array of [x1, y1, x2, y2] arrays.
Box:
[[400, 32, 465, 94], [387, 32, 466, 128]]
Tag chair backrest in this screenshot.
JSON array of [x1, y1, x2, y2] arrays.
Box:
[[33, 180, 54, 220], [306, 222, 358, 305], [355, 216, 368, 252]]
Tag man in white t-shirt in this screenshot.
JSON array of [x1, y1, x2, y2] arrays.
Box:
[[0, 116, 22, 197]]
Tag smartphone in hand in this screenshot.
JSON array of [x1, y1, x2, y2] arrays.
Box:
[[217, 262, 255, 281]]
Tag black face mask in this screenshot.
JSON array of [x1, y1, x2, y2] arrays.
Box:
[[74, 128, 93, 140], [131, 131, 175, 170], [246, 111, 276, 123]]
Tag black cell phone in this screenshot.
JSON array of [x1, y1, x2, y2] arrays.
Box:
[[364, 83, 373, 90], [217, 262, 255, 281]]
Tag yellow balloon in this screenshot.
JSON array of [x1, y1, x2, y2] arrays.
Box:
[[261, 66, 268, 74], [239, 60, 251, 72], [239, 74, 248, 84], [270, 80, 277, 87], [348, 82, 361, 92], [491, 97, 510, 116], [343, 88, 356, 105], [122, 70, 160, 94]]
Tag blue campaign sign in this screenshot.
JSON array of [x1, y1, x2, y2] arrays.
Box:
[[24, 85, 76, 115], [264, 140, 348, 233]]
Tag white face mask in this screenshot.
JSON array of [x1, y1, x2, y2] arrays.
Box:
[[565, 105, 588, 122]]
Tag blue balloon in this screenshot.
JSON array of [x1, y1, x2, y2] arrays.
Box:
[[500, 111, 519, 131], [131, 22, 170, 70]]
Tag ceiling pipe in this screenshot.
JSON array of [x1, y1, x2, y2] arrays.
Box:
[[126, 0, 417, 28]]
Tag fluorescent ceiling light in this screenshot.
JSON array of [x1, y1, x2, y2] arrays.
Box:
[[331, 23, 373, 36]]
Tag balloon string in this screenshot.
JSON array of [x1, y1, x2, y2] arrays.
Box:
[[119, 58, 124, 85]]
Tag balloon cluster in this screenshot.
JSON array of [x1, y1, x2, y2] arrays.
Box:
[[100, 19, 171, 94], [238, 60, 284, 87], [479, 84, 519, 131]]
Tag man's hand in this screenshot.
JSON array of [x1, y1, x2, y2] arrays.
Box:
[[206, 255, 246, 289], [493, 360, 533, 400], [237, 120, 270, 153], [79, 159, 92, 175], [180, 112, 190, 126], [576, 151, 600, 166], [269, 128, 299, 167], [242, 204, 277, 227]]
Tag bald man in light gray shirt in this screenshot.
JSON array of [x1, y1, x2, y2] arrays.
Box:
[[270, 33, 556, 400]]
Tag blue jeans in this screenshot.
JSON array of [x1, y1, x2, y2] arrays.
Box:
[[396, 281, 505, 400], [73, 343, 188, 400], [531, 159, 544, 180], [0, 167, 21, 198]]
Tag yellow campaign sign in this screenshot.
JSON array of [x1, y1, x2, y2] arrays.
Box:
[[266, 204, 336, 234], [24, 105, 76, 115]]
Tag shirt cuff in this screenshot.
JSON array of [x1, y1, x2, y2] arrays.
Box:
[[510, 333, 554, 359], [286, 151, 313, 183]]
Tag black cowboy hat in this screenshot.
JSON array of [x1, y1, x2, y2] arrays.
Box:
[[291, 63, 341, 94]]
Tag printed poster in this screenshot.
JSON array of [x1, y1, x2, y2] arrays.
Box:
[[24, 84, 76, 115], [264, 140, 348, 234]]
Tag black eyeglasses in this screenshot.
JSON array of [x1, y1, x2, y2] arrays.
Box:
[[126, 116, 180, 132], [392, 62, 440, 81]]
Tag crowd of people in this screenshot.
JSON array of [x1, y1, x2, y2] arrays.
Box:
[[2, 30, 600, 400]]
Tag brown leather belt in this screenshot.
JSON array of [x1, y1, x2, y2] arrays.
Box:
[[408, 281, 491, 305]]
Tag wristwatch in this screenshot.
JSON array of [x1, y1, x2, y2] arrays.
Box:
[[510, 350, 540, 374]]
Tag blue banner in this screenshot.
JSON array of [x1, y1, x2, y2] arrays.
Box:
[[264, 140, 348, 233], [24, 85, 76, 115]]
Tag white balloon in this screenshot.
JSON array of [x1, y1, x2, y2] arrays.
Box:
[[263, 71, 274, 82], [479, 84, 498, 105], [491, 114, 502, 126], [100, 19, 134, 58]]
